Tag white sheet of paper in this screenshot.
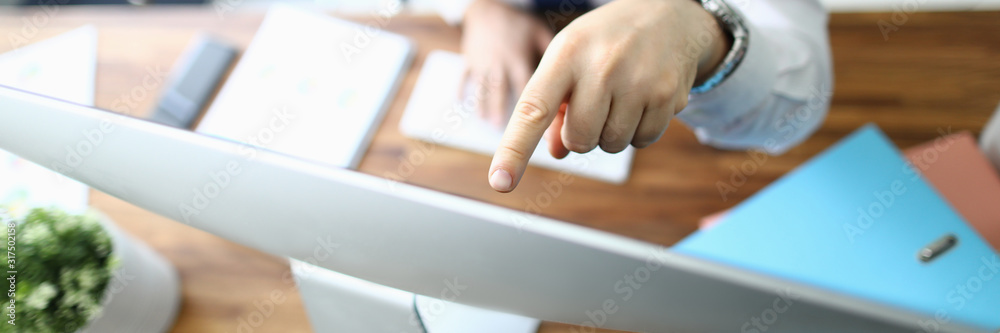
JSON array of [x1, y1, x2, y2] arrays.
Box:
[[197, 4, 414, 170], [0, 25, 96, 216], [400, 50, 635, 184]]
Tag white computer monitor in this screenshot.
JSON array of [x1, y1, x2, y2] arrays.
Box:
[[0, 85, 984, 333]]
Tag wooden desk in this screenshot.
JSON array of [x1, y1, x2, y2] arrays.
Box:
[[1, 6, 998, 333]]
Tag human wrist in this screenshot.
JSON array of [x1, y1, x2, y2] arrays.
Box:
[[692, 0, 733, 85]]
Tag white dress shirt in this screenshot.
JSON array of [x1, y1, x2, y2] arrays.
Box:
[[982, 103, 1000, 170], [428, 0, 833, 154]]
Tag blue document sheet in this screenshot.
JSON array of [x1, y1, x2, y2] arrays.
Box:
[[674, 125, 1000, 331]]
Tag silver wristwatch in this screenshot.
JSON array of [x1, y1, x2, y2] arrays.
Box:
[[690, 0, 749, 94]]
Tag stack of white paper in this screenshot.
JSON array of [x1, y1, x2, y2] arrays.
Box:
[[197, 4, 415, 170]]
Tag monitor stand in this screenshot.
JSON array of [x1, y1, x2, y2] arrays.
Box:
[[292, 260, 541, 333]]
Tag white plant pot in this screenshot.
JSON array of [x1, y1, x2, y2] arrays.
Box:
[[78, 214, 181, 333]]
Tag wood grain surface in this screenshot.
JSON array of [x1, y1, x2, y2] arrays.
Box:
[[0, 6, 998, 333]]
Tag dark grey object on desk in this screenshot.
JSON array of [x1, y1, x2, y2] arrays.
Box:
[[150, 35, 237, 129]]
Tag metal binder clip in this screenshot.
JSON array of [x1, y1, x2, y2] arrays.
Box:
[[918, 234, 958, 263]]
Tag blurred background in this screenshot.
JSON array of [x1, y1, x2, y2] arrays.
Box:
[[0, 0, 998, 333], [1, 0, 998, 12]]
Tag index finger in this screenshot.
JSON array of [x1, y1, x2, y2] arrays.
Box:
[[488, 58, 573, 192]]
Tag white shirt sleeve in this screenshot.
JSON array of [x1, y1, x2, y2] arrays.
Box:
[[676, 0, 833, 155], [981, 103, 1000, 171]]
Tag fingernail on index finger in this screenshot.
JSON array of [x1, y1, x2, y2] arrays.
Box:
[[489, 169, 513, 192]]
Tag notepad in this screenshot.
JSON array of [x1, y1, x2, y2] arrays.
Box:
[[675, 125, 999, 331], [197, 4, 414, 169], [400, 50, 635, 184]]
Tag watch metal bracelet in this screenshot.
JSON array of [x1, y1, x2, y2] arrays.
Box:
[[690, 0, 749, 94]]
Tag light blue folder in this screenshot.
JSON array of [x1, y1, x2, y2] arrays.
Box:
[[674, 125, 999, 331]]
